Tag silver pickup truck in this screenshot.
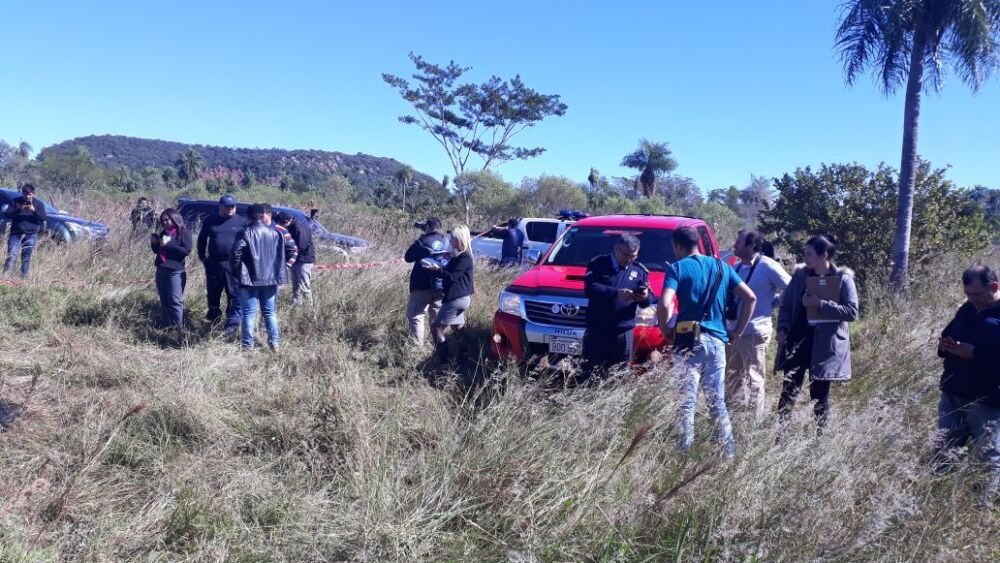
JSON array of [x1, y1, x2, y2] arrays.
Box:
[[471, 217, 575, 263]]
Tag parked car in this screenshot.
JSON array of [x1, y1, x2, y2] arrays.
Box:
[[0, 188, 110, 242], [471, 216, 577, 263], [490, 214, 721, 363], [177, 198, 370, 255]]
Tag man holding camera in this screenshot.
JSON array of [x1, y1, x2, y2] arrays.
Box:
[[404, 217, 449, 344], [725, 230, 790, 418], [657, 227, 755, 459], [580, 234, 652, 380], [3, 184, 46, 278]]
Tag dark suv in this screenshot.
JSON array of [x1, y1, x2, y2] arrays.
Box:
[[0, 188, 110, 242], [177, 198, 370, 255]]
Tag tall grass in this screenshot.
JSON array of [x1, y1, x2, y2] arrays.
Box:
[[0, 204, 997, 561]]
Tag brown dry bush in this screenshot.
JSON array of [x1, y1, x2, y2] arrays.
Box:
[[0, 200, 998, 561]]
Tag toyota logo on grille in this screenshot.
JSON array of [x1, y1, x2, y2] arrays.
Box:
[[550, 304, 579, 317]]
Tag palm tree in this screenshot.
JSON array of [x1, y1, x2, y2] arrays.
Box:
[[620, 139, 678, 198], [588, 167, 600, 191], [837, 0, 1000, 289], [175, 149, 205, 185], [396, 164, 415, 211]]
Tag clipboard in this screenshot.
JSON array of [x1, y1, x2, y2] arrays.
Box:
[[806, 275, 841, 323]]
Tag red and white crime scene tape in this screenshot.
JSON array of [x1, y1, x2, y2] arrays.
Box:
[[0, 259, 406, 289]]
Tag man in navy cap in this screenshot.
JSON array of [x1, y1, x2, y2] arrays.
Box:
[[196, 194, 247, 335]]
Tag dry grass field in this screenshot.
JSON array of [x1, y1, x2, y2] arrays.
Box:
[[0, 196, 998, 562]]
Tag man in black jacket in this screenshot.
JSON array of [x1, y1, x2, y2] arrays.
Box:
[[581, 234, 652, 379], [3, 184, 46, 278], [231, 204, 297, 351], [936, 264, 1000, 497], [197, 194, 247, 333], [404, 217, 449, 344], [276, 211, 314, 305]]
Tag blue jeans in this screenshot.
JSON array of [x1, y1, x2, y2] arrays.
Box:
[[936, 391, 1000, 492], [677, 334, 735, 458], [240, 285, 278, 349], [5, 233, 37, 277]]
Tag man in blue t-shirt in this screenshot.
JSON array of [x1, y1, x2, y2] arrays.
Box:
[[656, 226, 756, 459]]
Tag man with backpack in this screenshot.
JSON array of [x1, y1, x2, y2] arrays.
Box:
[[657, 227, 756, 459]]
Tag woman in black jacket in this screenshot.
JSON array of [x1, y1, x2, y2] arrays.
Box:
[[429, 225, 475, 362], [150, 208, 193, 329]]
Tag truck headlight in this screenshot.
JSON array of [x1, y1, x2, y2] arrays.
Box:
[[499, 291, 524, 317], [635, 305, 657, 326]]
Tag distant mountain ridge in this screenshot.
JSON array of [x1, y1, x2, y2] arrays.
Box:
[[40, 134, 438, 189]]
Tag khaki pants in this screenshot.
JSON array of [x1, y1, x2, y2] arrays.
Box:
[[407, 289, 444, 344], [725, 332, 770, 417]]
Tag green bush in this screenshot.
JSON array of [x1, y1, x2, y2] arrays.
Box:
[[759, 160, 989, 286]]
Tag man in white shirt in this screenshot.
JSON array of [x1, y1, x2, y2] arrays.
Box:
[[726, 230, 791, 417]]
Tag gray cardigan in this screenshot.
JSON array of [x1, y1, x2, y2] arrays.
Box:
[[776, 265, 859, 381]]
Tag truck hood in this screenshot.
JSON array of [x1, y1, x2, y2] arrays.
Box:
[[508, 264, 666, 298]]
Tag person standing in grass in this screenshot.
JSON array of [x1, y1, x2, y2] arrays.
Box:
[[658, 227, 755, 460], [275, 211, 314, 305], [935, 264, 1000, 499], [425, 225, 474, 363], [776, 235, 858, 427], [231, 204, 297, 351], [197, 194, 247, 335], [150, 208, 192, 329], [129, 196, 156, 233], [3, 183, 46, 278], [404, 217, 449, 344], [725, 230, 791, 418]]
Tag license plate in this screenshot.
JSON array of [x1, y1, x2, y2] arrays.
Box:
[[549, 336, 582, 356]]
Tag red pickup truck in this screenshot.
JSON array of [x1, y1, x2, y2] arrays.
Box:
[[490, 214, 721, 362]]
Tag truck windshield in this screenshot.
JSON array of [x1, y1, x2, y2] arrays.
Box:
[[544, 226, 677, 272]]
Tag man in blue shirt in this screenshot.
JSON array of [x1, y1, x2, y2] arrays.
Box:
[[581, 234, 652, 380], [657, 227, 756, 459], [196, 194, 248, 334]]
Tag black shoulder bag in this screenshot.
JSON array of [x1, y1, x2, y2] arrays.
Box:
[[673, 258, 725, 354]]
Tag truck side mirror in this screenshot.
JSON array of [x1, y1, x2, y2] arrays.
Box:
[[526, 249, 542, 265]]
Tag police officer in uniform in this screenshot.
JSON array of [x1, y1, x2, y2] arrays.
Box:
[[404, 217, 450, 344], [581, 234, 651, 381]]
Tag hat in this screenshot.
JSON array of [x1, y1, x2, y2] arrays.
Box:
[[247, 204, 265, 217], [219, 194, 237, 206]]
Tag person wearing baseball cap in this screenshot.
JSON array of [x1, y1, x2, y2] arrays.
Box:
[[403, 217, 448, 344], [196, 194, 247, 335]]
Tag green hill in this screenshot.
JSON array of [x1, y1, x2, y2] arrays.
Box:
[[39, 134, 438, 190]]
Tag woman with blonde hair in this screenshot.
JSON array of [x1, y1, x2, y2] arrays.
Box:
[[427, 225, 475, 362]]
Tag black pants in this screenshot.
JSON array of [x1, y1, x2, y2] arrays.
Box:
[[777, 367, 831, 425], [204, 261, 240, 328], [579, 330, 629, 384], [155, 267, 186, 328]]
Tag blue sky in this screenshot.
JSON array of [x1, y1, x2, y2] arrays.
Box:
[[3, 0, 999, 191]]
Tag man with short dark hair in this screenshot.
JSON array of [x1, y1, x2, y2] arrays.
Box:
[[3, 183, 46, 278], [197, 194, 247, 334], [726, 229, 790, 417], [404, 217, 448, 344], [658, 226, 756, 459], [491, 218, 525, 267], [581, 234, 652, 379], [935, 264, 1000, 498], [276, 211, 314, 305], [130, 197, 155, 233], [231, 203, 298, 351]]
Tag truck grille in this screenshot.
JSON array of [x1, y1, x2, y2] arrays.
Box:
[[524, 300, 588, 328]]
